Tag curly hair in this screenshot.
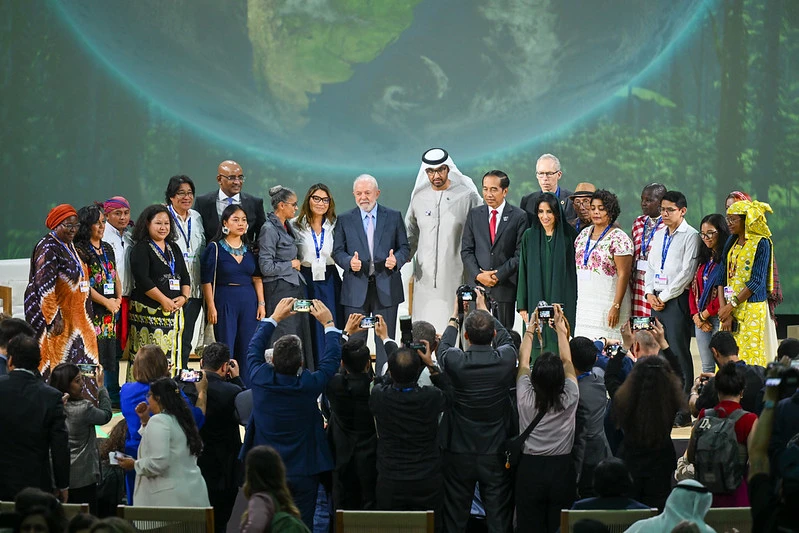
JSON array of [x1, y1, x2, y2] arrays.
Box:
[[613, 356, 684, 449], [74, 204, 104, 245], [591, 189, 621, 225], [131, 204, 177, 244], [149, 378, 203, 456]]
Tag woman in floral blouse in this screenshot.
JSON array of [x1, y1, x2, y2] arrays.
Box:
[[573, 190, 634, 340], [75, 204, 122, 404]]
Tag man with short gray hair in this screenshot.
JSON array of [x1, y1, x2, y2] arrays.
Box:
[[520, 153, 576, 225]]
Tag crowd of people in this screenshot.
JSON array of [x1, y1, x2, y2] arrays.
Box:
[[0, 150, 797, 533]]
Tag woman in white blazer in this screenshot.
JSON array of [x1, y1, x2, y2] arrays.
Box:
[[118, 377, 210, 507]]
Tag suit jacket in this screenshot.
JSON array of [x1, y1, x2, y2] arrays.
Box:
[[461, 203, 529, 302], [520, 187, 576, 226], [438, 318, 517, 454], [194, 190, 267, 244], [573, 371, 612, 478], [183, 372, 244, 491], [0, 355, 7, 377], [332, 205, 410, 308], [246, 319, 342, 476], [0, 370, 70, 499]]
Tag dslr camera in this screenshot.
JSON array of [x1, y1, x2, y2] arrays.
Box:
[[399, 315, 425, 352], [536, 302, 555, 320], [456, 284, 476, 315]]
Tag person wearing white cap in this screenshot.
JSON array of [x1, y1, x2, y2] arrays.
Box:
[[405, 148, 482, 332]]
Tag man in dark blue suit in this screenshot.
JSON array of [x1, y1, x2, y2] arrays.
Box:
[[333, 174, 410, 374], [245, 297, 342, 529]]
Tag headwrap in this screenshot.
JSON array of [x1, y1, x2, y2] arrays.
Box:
[[409, 148, 479, 201], [727, 190, 751, 203], [624, 480, 714, 533], [727, 199, 773, 239], [103, 196, 130, 214], [45, 204, 78, 230]]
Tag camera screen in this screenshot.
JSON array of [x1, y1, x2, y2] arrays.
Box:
[[179, 369, 202, 382], [360, 316, 376, 328], [538, 306, 554, 319], [630, 316, 653, 330], [77, 363, 97, 376], [461, 291, 474, 301], [293, 299, 312, 312]]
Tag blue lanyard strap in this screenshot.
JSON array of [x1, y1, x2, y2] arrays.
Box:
[[50, 232, 84, 280], [702, 259, 715, 280], [660, 229, 675, 270], [151, 240, 176, 276], [94, 243, 113, 283], [641, 216, 661, 256], [311, 228, 325, 259], [577, 371, 592, 381], [583, 226, 612, 266], [168, 206, 192, 251]]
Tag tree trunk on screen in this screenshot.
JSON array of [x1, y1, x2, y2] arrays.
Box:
[[715, 0, 747, 211], [754, 0, 782, 201]]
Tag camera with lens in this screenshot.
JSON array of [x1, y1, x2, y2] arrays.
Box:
[[456, 284, 476, 315], [537, 303, 555, 320], [399, 315, 425, 352], [604, 342, 626, 359], [766, 361, 799, 400], [696, 376, 710, 396]]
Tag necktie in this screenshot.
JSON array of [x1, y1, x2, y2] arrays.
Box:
[[366, 214, 375, 275], [490, 209, 498, 244], [227, 197, 233, 206]]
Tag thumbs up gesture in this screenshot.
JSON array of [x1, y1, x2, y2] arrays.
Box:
[[350, 251, 362, 272], [385, 249, 397, 270]]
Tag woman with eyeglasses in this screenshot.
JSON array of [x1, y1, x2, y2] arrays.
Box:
[[200, 204, 265, 386], [165, 175, 206, 367], [291, 184, 343, 359], [25, 204, 100, 398], [718, 199, 775, 367], [119, 344, 207, 505], [74, 204, 123, 405], [258, 186, 314, 369], [688, 214, 729, 373]]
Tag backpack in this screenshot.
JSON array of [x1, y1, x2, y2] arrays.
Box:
[[693, 407, 748, 493], [269, 501, 310, 533]]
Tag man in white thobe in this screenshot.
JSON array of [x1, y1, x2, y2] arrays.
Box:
[[406, 148, 482, 332]]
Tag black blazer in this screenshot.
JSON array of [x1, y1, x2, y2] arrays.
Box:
[[0, 371, 70, 499], [461, 203, 529, 303], [520, 187, 576, 227], [332, 204, 410, 309], [194, 190, 267, 244], [183, 372, 244, 491]]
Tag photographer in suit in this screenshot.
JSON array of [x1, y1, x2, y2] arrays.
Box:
[[438, 289, 517, 533], [461, 170, 529, 329]]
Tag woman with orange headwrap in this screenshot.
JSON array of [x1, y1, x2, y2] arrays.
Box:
[[717, 199, 775, 366], [24, 204, 100, 401]]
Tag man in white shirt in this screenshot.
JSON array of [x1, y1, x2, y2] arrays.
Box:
[[644, 190, 701, 420], [103, 196, 134, 297]]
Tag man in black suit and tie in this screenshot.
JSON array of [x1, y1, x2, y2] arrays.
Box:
[[0, 335, 69, 502], [333, 174, 410, 374], [193, 160, 267, 244], [461, 170, 529, 329], [519, 153, 576, 226]]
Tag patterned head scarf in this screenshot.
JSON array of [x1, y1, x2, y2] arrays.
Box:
[[727, 200, 773, 239], [726, 191, 751, 204], [45, 204, 78, 230], [103, 196, 130, 214]]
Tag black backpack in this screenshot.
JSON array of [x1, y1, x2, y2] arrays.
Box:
[[693, 407, 748, 493]]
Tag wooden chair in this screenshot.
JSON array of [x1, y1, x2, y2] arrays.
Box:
[[0, 285, 11, 315], [335, 510, 434, 533], [704, 507, 752, 533], [0, 501, 13, 513], [559, 508, 658, 533], [117, 505, 214, 533], [0, 501, 88, 518]]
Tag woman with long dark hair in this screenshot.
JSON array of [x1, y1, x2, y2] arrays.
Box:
[[74, 204, 122, 404], [292, 183, 343, 359], [117, 377, 209, 507], [515, 305, 579, 532], [241, 445, 305, 532], [613, 355, 684, 510], [128, 204, 191, 376], [516, 192, 578, 361], [49, 363, 113, 513], [201, 204, 265, 384], [689, 214, 729, 373]]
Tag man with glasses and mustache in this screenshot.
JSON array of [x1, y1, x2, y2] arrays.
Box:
[[405, 148, 481, 332], [194, 160, 267, 245], [520, 153, 576, 226]]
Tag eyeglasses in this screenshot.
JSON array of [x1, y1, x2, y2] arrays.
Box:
[[425, 166, 448, 177], [536, 171, 560, 177], [284, 201, 298, 208], [219, 174, 246, 183], [60, 223, 81, 230], [310, 195, 330, 204], [659, 207, 679, 214], [573, 198, 591, 206], [174, 191, 194, 198], [699, 231, 718, 240]]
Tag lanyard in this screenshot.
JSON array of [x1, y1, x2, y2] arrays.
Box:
[[575, 219, 581, 232], [660, 229, 676, 270], [577, 371, 592, 381], [702, 259, 715, 281], [168, 205, 192, 251], [311, 228, 325, 259], [641, 216, 661, 256], [93, 243, 113, 283], [151, 240, 176, 276], [583, 226, 611, 266], [50, 232, 84, 280]]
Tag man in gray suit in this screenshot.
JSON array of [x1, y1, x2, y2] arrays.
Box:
[[461, 170, 529, 329], [333, 175, 410, 374]]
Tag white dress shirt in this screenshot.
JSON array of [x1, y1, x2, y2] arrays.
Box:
[[292, 217, 336, 267], [102, 224, 134, 296], [487, 201, 506, 225], [168, 206, 206, 298], [644, 218, 701, 302], [216, 190, 242, 218]]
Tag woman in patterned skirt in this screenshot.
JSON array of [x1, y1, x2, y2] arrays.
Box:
[[24, 204, 99, 400]]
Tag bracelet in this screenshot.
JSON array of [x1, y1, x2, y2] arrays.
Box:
[[325, 320, 335, 326], [258, 302, 266, 307], [763, 400, 776, 409]]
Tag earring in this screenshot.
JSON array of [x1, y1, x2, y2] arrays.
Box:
[[221, 226, 230, 235]]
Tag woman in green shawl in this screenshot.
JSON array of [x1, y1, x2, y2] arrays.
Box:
[[517, 193, 578, 360]]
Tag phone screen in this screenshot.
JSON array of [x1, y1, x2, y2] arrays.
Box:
[[293, 299, 312, 312], [179, 369, 202, 382], [360, 316, 376, 328], [766, 377, 782, 387]]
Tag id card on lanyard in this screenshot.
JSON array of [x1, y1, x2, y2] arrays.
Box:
[[580, 226, 611, 281], [655, 230, 675, 290], [94, 245, 115, 295], [638, 216, 661, 271], [311, 228, 326, 281], [169, 206, 192, 262], [152, 240, 180, 291], [52, 232, 89, 292]]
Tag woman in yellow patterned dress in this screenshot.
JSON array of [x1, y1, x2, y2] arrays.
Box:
[[717, 200, 774, 366]]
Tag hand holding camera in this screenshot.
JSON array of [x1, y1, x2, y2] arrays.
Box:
[[271, 297, 296, 322], [344, 313, 365, 336], [374, 314, 388, 341]]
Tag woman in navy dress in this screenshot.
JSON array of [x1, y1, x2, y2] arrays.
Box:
[[291, 183, 343, 360], [201, 204, 265, 385]]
